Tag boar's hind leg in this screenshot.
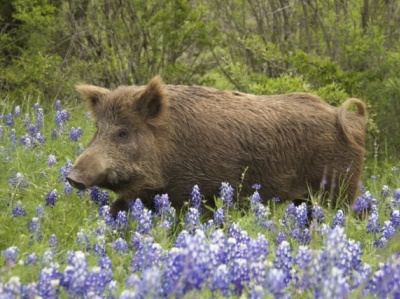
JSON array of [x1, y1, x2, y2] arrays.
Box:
[[110, 198, 130, 219]]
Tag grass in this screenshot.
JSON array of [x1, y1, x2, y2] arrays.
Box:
[[0, 97, 399, 298]]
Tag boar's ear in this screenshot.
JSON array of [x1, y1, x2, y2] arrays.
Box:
[[75, 84, 110, 116], [136, 76, 168, 123]]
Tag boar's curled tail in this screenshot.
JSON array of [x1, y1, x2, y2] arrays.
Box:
[[337, 98, 367, 149]]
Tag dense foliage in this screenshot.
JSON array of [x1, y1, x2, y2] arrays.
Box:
[[0, 0, 400, 155]]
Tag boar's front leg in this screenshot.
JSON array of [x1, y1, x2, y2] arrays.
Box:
[[110, 197, 130, 219]]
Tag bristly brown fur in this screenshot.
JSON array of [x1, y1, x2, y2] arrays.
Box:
[[71, 76, 368, 215]]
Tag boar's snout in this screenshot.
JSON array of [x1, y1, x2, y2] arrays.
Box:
[[66, 169, 87, 190]]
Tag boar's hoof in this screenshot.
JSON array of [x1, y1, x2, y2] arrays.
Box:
[[66, 170, 87, 190]]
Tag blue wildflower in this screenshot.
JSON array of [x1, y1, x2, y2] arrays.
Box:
[[9, 128, 16, 145], [99, 205, 114, 226], [36, 108, 44, 129], [115, 211, 128, 232], [219, 182, 234, 207], [366, 210, 380, 234], [130, 198, 144, 220], [210, 264, 231, 296], [380, 220, 396, 244], [230, 258, 250, 294], [274, 240, 293, 284], [251, 189, 262, 206], [70, 127, 83, 142], [90, 187, 109, 205], [61, 251, 88, 296], [266, 268, 288, 297], [154, 194, 175, 224], [276, 232, 287, 245], [28, 124, 38, 137], [0, 125, 3, 141], [33, 103, 40, 110], [20, 134, 32, 148], [5, 113, 13, 127], [36, 204, 44, 219], [59, 159, 73, 182], [25, 253, 38, 265], [23, 113, 30, 127], [47, 154, 56, 167], [2, 246, 19, 266], [34, 132, 46, 143], [112, 238, 129, 254], [29, 217, 43, 242], [45, 189, 59, 207], [76, 229, 91, 250], [14, 106, 21, 117], [391, 210, 400, 229], [37, 264, 61, 298], [311, 205, 324, 223], [214, 207, 225, 225], [93, 236, 106, 256], [137, 209, 152, 234], [12, 201, 26, 217], [190, 185, 202, 210], [8, 172, 29, 189], [49, 234, 58, 250], [186, 207, 201, 232], [55, 100, 62, 111], [332, 210, 345, 228]]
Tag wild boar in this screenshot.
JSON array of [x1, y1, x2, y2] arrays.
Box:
[[67, 76, 367, 216]]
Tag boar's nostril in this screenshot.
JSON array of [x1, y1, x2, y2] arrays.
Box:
[[66, 171, 87, 190]]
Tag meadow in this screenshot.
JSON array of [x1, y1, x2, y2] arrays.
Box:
[[0, 98, 400, 298]]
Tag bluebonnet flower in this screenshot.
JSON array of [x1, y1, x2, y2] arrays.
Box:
[[2, 246, 19, 266], [154, 194, 175, 226], [381, 185, 390, 199], [90, 186, 109, 205], [251, 189, 262, 206], [85, 266, 108, 297], [55, 100, 62, 111], [295, 203, 308, 229], [45, 189, 59, 206], [70, 127, 83, 142], [271, 196, 281, 203], [186, 207, 201, 232], [49, 234, 58, 250], [42, 250, 55, 265], [380, 220, 396, 245], [59, 159, 73, 182], [33, 103, 40, 110], [23, 113, 30, 127], [55, 109, 70, 130], [47, 154, 56, 167], [12, 201, 26, 217], [115, 211, 128, 232], [391, 210, 400, 228], [252, 183, 261, 190], [321, 267, 350, 298], [266, 268, 288, 297], [9, 128, 16, 145], [253, 202, 271, 229], [98, 255, 113, 284], [276, 232, 287, 245], [332, 209, 345, 228], [8, 172, 29, 189], [61, 251, 88, 297], [353, 195, 370, 215], [36, 264, 61, 298], [274, 240, 293, 284], [366, 209, 380, 234], [130, 198, 144, 220], [99, 205, 114, 226], [28, 124, 38, 137], [209, 264, 231, 296], [5, 113, 13, 127], [112, 238, 129, 254], [131, 236, 163, 272], [20, 134, 32, 148], [29, 217, 43, 242], [137, 209, 152, 234], [0, 125, 3, 141], [25, 253, 38, 265], [36, 108, 44, 130], [14, 106, 21, 117], [76, 229, 91, 250], [214, 207, 225, 225], [393, 188, 400, 202], [230, 258, 250, 293], [219, 182, 234, 207], [190, 185, 202, 210], [93, 235, 106, 256], [311, 205, 324, 223], [35, 132, 46, 143], [363, 254, 400, 297], [36, 204, 44, 219]]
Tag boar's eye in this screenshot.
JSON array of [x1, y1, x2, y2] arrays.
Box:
[[115, 129, 129, 142]]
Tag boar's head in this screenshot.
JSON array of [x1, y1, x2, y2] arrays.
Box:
[[67, 76, 169, 198]]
